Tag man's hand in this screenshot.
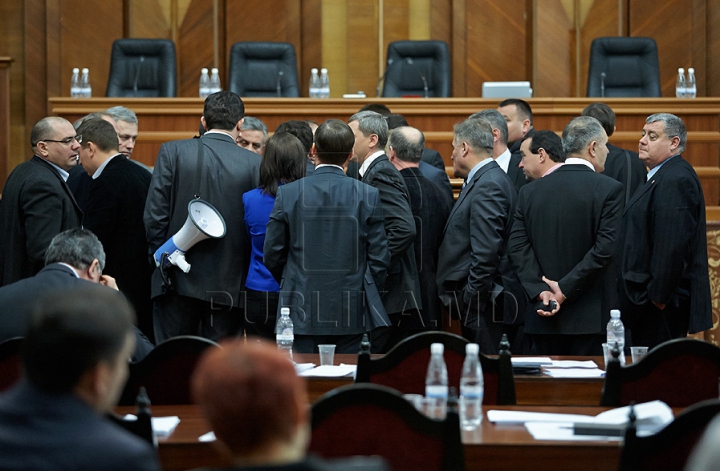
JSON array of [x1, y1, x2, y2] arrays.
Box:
[[536, 291, 560, 317], [99, 274, 119, 291], [542, 276, 566, 304]]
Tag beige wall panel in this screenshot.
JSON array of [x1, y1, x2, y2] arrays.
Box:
[[177, 0, 216, 97], [577, 0, 620, 96], [708, 0, 720, 97], [346, 0, 379, 98], [129, 0, 172, 39], [1, 0, 26, 177], [535, 0, 573, 97]]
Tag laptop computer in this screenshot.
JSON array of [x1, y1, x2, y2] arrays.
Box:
[[482, 81, 533, 98]]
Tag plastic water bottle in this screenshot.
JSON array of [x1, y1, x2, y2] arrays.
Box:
[[425, 343, 448, 419], [70, 68, 81, 98], [209, 68, 222, 94], [309, 68, 320, 98], [460, 343, 484, 430], [199, 68, 210, 98], [276, 307, 294, 356], [676, 68, 686, 98], [319, 68, 330, 98], [80, 68, 92, 98], [606, 309, 625, 366], [687, 68, 697, 98]]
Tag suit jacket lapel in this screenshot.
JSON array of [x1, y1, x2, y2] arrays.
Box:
[[33, 156, 83, 217], [443, 162, 490, 232], [622, 156, 682, 213]]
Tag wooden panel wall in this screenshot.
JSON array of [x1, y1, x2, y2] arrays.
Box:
[[0, 0, 25, 176]]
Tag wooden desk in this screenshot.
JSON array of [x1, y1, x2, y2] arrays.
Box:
[[120, 404, 624, 471]]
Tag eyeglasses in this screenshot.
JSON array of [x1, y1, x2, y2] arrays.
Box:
[[39, 135, 82, 146]]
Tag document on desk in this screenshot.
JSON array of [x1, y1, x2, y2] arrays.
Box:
[[123, 414, 180, 437], [542, 368, 605, 378], [511, 357, 553, 367], [298, 364, 357, 377]]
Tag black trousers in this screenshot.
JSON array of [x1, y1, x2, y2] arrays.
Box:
[[244, 289, 279, 341], [153, 292, 244, 344]]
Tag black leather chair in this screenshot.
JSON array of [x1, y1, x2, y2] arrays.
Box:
[[587, 36, 661, 97], [106, 38, 177, 97], [228, 42, 300, 97], [381, 40, 451, 98]]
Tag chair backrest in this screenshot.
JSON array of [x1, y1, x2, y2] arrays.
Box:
[[601, 338, 720, 407], [382, 40, 452, 98], [106, 38, 177, 97], [618, 399, 720, 471], [0, 337, 23, 392], [119, 335, 219, 405], [355, 331, 515, 405], [310, 383, 465, 471], [228, 42, 300, 97], [587, 36, 661, 97]]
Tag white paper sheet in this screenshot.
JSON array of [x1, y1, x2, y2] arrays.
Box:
[[511, 357, 553, 367], [542, 368, 605, 378], [198, 431, 216, 442], [123, 414, 181, 437], [293, 363, 316, 374], [298, 364, 356, 377], [548, 360, 599, 369], [525, 422, 622, 441], [487, 410, 595, 425]]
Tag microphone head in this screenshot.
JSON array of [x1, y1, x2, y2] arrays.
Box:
[[406, 58, 414, 65], [387, 58, 394, 65], [139, 56, 145, 62], [600, 72, 606, 79], [279, 71, 284, 77]]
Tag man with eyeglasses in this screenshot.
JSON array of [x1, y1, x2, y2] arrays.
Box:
[[0, 117, 83, 287]]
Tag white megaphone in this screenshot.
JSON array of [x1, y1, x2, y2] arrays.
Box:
[[153, 199, 226, 273]]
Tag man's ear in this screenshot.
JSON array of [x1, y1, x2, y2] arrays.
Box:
[[200, 116, 208, 131], [236, 117, 245, 132], [491, 128, 501, 144], [368, 133, 379, 149], [36, 141, 50, 157], [522, 119, 532, 134], [79, 259, 101, 281], [310, 143, 318, 157]]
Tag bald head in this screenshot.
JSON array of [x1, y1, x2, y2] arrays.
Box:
[[387, 126, 425, 166]]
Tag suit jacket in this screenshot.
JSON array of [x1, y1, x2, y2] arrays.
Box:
[[144, 133, 261, 306], [264, 166, 390, 335], [85, 155, 153, 327], [399, 167, 452, 329], [69, 158, 151, 213], [508, 164, 624, 335], [603, 143, 647, 203], [437, 160, 516, 323], [361, 155, 422, 316], [507, 129, 534, 192], [617, 155, 712, 333], [0, 156, 82, 286], [418, 160, 454, 206], [421, 148, 446, 171], [0, 380, 159, 471], [194, 455, 390, 471]]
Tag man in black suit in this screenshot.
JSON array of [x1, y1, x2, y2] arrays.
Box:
[[144, 91, 261, 343], [508, 116, 624, 355], [437, 119, 516, 352], [498, 99, 535, 192], [348, 110, 421, 352], [0, 283, 159, 471], [75, 118, 154, 342], [264, 121, 390, 353], [0, 117, 83, 287], [387, 126, 452, 332], [617, 113, 712, 348], [582, 102, 647, 203]]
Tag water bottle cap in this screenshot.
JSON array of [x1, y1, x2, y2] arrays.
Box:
[[201, 68, 209, 74], [610, 309, 621, 318], [81, 68, 89, 74], [321, 68, 328, 74], [678, 68, 685, 73], [311, 68, 318, 73], [430, 343, 444, 354], [72, 68, 79, 73], [466, 343, 479, 355], [280, 307, 290, 316], [689, 68, 695, 73], [211, 68, 219, 74]]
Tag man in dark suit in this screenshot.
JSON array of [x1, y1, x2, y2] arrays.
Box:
[[437, 119, 516, 352], [75, 118, 154, 342], [0, 117, 83, 287], [508, 116, 624, 355], [349, 110, 421, 352], [144, 91, 261, 343], [617, 113, 712, 348], [264, 120, 390, 353], [275, 119, 316, 176], [387, 126, 452, 332], [0, 283, 159, 471], [498, 99, 535, 192]]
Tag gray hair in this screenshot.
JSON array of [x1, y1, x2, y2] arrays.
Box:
[[388, 126, 424, 163], [469, 109, 508, 145], [73, 112, 113, 131], [44, 228, 106, 271], [348, 110, 389, 148], [454, 119, 494, 154], [106, 106, 138, 125], [562, 116, 605, 156], [241, 116, 268, 141], [646, 113, 687, 154]]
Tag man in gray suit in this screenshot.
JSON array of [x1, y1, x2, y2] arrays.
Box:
[[437, 119, 516, 353], [264, 120, 390, 353], [144, 91, 261, 342]]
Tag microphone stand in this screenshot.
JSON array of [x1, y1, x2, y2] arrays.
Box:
[[376, 58, 395, 97], [406, 58, 429, 98], [133, 56, 145, 97], [600, 72, 606, 98], [276, 70, 284, 97]]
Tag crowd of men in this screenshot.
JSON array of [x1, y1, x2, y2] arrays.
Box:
[[0, 95, 712, 358]]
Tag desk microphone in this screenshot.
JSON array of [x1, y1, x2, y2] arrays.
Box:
[[600, 72, 606, 98], [133, 56, 145, 97], [376, 58, 395, 97], [276, 70, 284, 97], [405, 58, 429, 98]]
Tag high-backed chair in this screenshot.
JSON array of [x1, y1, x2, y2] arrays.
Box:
[[106, 38, 177, 97], [228, 42, 300, 97], [586, 36, 661, 97], [119, 335, 219, 405], [310, 383, 465, 471], [618, 399, 720, 471], [381, 40, 451, 98], [355, 331, 515, 405], [601, 338, 720, 407], [0, 337, 23, 392]]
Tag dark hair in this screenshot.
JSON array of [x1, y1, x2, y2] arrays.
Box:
[[22, 284, 134, 393], [528, 130, 565, 163], [77, 118, 119, 152], [359, 103, 392, 117], [314, 119, 355, 166], [275, 120, 314, 153], [385, 114, 409, 130], [388, 126, 424, 163], [581, 102, 615, 137], [203, 91, 245, 131], [45, 228, 106, 271], [259, 132, 306, 197], [498, 99, 533, 125]]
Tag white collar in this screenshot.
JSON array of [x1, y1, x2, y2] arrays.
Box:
[[495, 148, 511, 173], [359, 151, 385, 177], [564, 157, 595, 171], [92, 154, 121, 179]]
